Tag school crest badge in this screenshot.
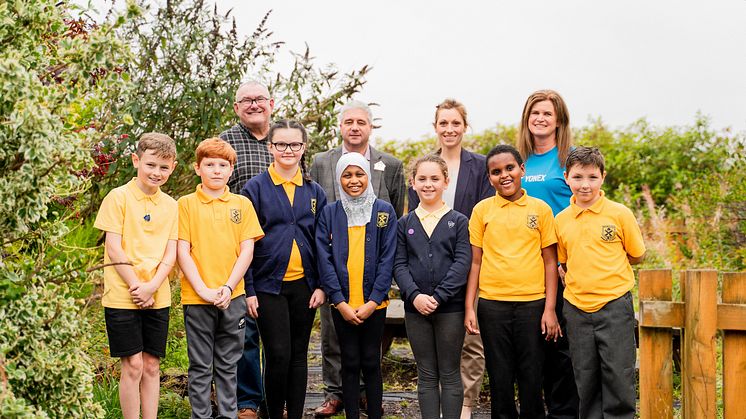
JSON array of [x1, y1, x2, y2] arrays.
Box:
[[230, 208, 241, 224], [311, 198, 317, 214], [527, 214, 538, 229], [601, 225, 617, 242], [377, 212, 389, 228]]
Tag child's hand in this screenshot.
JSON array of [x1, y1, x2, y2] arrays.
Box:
[[337, 302, 362, 325], [138, 297, 155, 309], [214, 286, 231, 309], [355, 301, 378, 321], [198, 287, 220, 304], [558, 265, 567, 287], [541, 309, 562, 342], [464, 309, 480, 335], [413, 294, 439, 316], [129, 281, 156, 305], [309, 289, 325, 309], [246, 296, 259, 319]]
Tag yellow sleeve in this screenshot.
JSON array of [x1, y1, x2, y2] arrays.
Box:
[[169, 204, 178, 241], [178, 197, 190, 242], [468, 202, 485, 248], [538, 202, 558, 249], [241, 199, 265, 242], [621, 207, 646, 258], [94, 189, 124, 234], [556, 215, 568, 263]]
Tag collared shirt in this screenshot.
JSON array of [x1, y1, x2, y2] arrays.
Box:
[[178, 185, 264, 304], [469, 190, 557, 302], [94, 178, 178, 309], [342, 143, 371, 161], [414, 202, 451, 237], [267, 163, 305, 281], [220, 123, 274, 193], [556, 191, 646, 312]]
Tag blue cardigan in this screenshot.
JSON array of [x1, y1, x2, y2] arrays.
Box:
[[394, 209, 471, 313], [315, 199, 397, 306], [241, 171, 328, 296], [407, 148, 494, 218]]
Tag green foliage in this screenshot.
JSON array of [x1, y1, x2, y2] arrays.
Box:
[[0, 285, 103, 418], [99, 0, 369, 199], [0, 0, 133, 415]]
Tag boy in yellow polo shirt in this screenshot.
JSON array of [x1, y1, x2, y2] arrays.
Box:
[[94, 132, 178, 419], [176, 138, 264, 419], [556, 146, 646, 419], [464, 144, 561, 419]]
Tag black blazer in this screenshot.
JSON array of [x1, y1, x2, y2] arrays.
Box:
[[407, 148, 494, 218]]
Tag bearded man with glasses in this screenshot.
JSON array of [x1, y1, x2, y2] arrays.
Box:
[[219, 80, 274, 419]]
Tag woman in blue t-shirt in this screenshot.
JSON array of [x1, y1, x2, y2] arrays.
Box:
[[516, 89, 579, 418]]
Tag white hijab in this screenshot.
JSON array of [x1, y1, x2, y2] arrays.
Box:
[[335, 152, 376, 227]]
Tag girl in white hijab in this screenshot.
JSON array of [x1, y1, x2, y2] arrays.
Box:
[[316, 152, 397, 419], [335, 152, 377, 226]]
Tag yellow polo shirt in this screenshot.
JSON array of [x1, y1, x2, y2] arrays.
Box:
[[469, 191, 557, 302], [94, 178, 178, 309], [267, 163, 305, 281], [556, 192, 646, 313], [346, 226, 388, 310], [414, 203, 450, 237], [178, 185, 264, 304]]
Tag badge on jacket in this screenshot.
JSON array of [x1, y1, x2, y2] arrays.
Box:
[[377, 212, 389, 228]]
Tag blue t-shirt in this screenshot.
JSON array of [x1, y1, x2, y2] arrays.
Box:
[[523, 146, 572, 216]]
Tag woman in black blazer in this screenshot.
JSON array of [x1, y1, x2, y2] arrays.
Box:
[[407, 99, 493, 218]]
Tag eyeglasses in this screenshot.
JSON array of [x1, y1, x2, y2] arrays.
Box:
[[237, 97, 269, 106], [271, 142, 304, 152]]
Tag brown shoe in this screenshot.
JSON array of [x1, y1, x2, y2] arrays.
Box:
[[314, 399, 343, 417], [238, 407, 259, 419]]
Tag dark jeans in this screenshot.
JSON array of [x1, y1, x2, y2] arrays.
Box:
[[236, 313, 262, 411], [478, 298, 546, 419], [543, 281, 579, 419], [563, 293, 636, 419], [256, 280, 317, 419], [405, 310, 465, 419], [332, 308, 386, 419]]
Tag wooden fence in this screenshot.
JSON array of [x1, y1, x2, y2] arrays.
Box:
[[638, 269, 746, 418]]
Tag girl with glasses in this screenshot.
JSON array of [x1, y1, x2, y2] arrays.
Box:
[[240, 120, 327, 419]]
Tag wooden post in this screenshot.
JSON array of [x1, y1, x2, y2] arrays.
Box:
[[722, 272, 746, 419], [682, 270, 718, 419], [638, 269, 674, 419]]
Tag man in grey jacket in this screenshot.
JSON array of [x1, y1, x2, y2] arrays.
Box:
[[309, 100, 405, 417]]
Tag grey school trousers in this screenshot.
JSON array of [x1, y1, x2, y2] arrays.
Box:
[[184, 297, 247, 419], [405, 310, 465, 419], [563, 292, 636, 419]]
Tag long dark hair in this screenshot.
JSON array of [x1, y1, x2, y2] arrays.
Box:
[[267, 119, 312, 183]]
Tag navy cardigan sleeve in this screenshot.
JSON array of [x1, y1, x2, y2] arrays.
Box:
[[431, 215, 471, 306], [369, 202, 397, 304], [315, 205, 345, 304], [393, 214, 422, 303]]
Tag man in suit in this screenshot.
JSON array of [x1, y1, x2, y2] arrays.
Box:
[[310, 100, 405, 417]]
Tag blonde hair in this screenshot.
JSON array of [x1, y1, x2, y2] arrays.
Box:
[[517, 89, 572, 167], [136, 132, 177, 160]]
